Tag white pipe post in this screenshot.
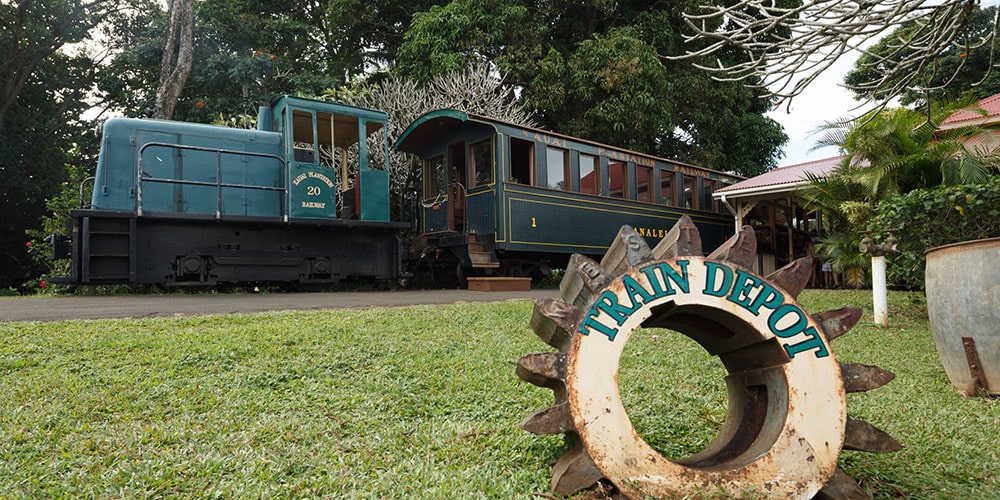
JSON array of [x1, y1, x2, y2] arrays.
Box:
[[871, 255, 888, 326]]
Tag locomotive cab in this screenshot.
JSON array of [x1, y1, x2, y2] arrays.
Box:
[[265, 96, 390, 222]]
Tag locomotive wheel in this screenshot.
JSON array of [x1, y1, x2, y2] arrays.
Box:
[[517, 217, 900, 499], [431, 262, 463, 289]]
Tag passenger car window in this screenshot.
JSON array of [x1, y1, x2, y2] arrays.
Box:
[[579, 154, 599, 195], [546, 147, 568, 190], [608, 161, 627, 199], [683, 175, 697, 209], [660, 170, 674, 206], [470, 139, 493, 186], [509, 138, 534, 185], [636, 166, 652, 202], [424, 155, 446, 196], [702, 179, 717, 212]]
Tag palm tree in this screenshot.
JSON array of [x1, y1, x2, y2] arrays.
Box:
[[815, 100, 1000, 197]]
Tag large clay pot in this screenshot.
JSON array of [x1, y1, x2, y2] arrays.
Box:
[[925, 237, 1000, 395]]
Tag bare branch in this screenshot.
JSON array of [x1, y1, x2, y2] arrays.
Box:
[[673, 0, 994, 108], [336, 61, 534, 213]]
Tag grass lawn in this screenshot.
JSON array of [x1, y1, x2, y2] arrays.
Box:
[[1, 290, 997, 498]]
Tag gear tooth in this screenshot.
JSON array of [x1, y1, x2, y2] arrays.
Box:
[[530, 298, 581, 351], [557, 253, 588, 296], [841, 363, 896, 393], [551, 442, 606, 495], [600, 225, 654, 275], [813, 468, 870, 500], [559, 254, 611, 307], [706, 225, 757, 269], [813, 307, 863, 342], [516, 352, 567, 389], [844, 416, 902, 453], [766, 257, 813, 298], [652, 215, 702, 258], [521, 402, 575, 435]]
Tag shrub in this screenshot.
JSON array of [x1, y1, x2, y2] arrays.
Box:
[[868, 176, 1000, 289]]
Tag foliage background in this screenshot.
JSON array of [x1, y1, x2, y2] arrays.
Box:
[[845, 7, 1000, 107], [868, 177, 1000, 289]]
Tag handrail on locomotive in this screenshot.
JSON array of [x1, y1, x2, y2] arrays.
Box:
[[135, 141, 288, 219]]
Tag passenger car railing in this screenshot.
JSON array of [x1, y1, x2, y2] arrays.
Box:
[[78, 176, 96, 209]]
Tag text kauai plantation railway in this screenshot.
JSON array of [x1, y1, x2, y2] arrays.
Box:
[[46, 96, 743, 290]]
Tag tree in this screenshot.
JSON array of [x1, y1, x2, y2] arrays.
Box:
[[323, 0, 448, 80], [813, 102, 1000, 196], [97, 0, 350, 123], [395, 0, 787, 176], [675, 0, 1000, 109], [798, 101, 1000, 286], [0, 0, 117, 125], [0, 0, 124, 289], [844, 6, 1000, 107], [153, 0, 195, 119], [867, 178, 1000, 289], [797, 164, 875, 287]]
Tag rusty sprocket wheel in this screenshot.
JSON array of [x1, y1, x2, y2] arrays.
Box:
[[517, 217, 900, 499]]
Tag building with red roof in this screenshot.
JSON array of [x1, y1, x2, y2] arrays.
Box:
[[712, 92, 1000, 276], [938, 92, 1000, 129], [710, 156, 843, 275]]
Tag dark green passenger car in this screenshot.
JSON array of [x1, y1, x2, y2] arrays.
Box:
[[395, 110, 743, 286]]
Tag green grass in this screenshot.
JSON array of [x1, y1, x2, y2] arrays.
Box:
[[0, 290, 997, 498]]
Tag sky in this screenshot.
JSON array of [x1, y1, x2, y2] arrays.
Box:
[[765, 53, 862, 168]]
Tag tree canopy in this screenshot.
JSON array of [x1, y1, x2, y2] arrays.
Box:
[[97, 0, 348, 122], [798, 101, 1000, 287], [844, 6, 1000, 107], [675, 0, 1000, 110], [0, 0, 123, 290], [395, 0, 787, 176]]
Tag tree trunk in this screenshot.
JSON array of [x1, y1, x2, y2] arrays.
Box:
[[153, 0, 194, 120]]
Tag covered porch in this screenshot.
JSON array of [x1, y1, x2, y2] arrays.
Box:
[[712, 156, 843, 277]]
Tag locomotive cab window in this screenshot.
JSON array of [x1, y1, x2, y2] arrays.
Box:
[[579, 154, 599, 195], [291, 107, 388, 174], [510, 137, 534, 185], [470, 138, 493, 186], [292, 110, 317, 163], [546, 146, 569, 190]]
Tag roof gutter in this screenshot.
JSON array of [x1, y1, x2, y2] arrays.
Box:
[[712, 180, 811, 200]]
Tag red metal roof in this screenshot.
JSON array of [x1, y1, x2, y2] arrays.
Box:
[[715, 155, 845, 197], [939, 93, 1000, 129]]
